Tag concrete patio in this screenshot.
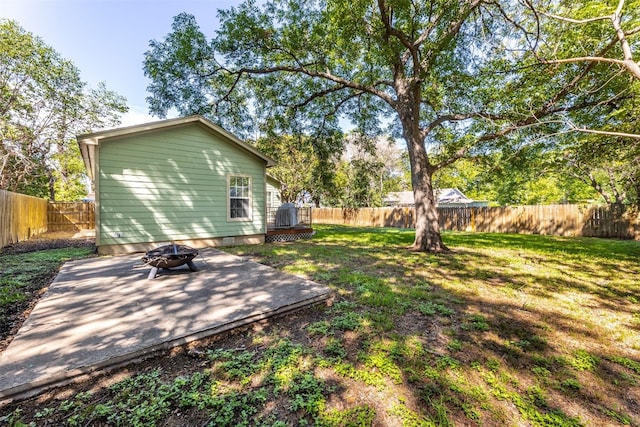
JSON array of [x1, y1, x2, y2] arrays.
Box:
[[0, 248, 332, 403]]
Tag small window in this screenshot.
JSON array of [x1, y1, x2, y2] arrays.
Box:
[[228, 175, 251, 220]]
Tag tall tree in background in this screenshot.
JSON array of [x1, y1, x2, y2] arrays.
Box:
[[434, 152, 598, 206], [256, 133, 342, 205], [257, 132, 403, 208], [522, 0, 640, 205], [257, 135, 317, 203], [0, 20, 127, 200], [144, 0, 638, 251], [561, 134, 640, 205], [331, 135, 404, 208]]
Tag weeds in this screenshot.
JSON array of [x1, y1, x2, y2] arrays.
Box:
[[4, 226, 640, 426], [0, 247, 93, 340]]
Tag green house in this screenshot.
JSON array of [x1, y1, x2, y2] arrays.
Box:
[[78, 115, 275, 255]]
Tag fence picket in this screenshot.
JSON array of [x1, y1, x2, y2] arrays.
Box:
[[47, 202, 96, 232], [0, 190, 49, 248]]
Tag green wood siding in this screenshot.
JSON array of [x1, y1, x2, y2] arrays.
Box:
[[97, 124, 266, 246]]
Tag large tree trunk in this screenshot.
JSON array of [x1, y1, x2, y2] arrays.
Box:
[[402, 118, 449, 252], [412, 167, 448, 252], [393, 71, 449, 251]]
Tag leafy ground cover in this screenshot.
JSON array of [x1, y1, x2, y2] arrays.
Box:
[[2, 225, 640, 426], [0, 235, 95, 352]]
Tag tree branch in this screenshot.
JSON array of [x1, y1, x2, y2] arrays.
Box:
[[433, 146, 469, 170], [292, 84, 348, 110], [421, 0, 484, 70], [377, 0, 424, 83], [611, 0, 640, 79], [219, 68, 244, 105], [626, 25, 640, 36], [489, 0, 541, 52], [230, 64, 396, 107], [534, 0, 640, 80], [567, 126, 640, 140], [377, 0, 414, 50], [537, 11, 610, 25]]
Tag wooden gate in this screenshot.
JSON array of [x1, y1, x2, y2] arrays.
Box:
[[47, 202, 95, 231]]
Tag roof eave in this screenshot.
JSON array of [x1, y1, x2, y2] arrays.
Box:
[[75, 115, 276, 180], [77, 138, 97, 181]]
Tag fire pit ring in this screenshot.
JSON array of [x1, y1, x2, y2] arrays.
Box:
[[142, 244, 198, 279]]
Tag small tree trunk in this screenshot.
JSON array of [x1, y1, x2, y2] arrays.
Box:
[[48, 171, 56, 201]]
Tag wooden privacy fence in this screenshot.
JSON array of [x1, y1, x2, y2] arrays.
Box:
[[0, 189, 49, 248], [47, 202, 95, 232], [313, 204, 640, 239], [313, 207, 416, 229]]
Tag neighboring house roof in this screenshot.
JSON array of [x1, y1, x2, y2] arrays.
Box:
[[437, 188, 475, 204], [77, 115, 275, 180], [383, 191, 415, 206], [383, 188, 479, 206]]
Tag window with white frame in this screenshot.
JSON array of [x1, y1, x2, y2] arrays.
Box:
[[228, 175, 251, 220]]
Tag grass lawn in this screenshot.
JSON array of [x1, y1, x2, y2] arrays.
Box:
[[2, 225, 640, 426], [0, 247, 95, 351]]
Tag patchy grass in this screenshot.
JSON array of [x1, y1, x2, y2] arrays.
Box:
[[0, 247, 95, 349], [2, 225, 640, 426]]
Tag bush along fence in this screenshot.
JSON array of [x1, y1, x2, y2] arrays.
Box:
[[312, 204, 640, 240], [0, 189, 49, 248]]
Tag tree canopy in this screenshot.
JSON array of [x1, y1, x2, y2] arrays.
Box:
[[529, 0, 640, 81], [519, 0, 640, 205], [0, 19, 127, 200], [144, 0, 640, 251], [255, 134, 336, 205]]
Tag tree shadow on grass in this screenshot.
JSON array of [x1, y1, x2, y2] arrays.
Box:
[[252, 228, 640, 426]]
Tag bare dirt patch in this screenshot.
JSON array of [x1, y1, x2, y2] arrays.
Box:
[[0, 231, 95, 256]]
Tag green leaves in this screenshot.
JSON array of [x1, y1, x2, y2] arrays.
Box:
[[143, 0, 640, 251], [0, 19, 127, 200]]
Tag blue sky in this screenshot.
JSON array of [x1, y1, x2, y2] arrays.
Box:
[[2, 0, 240, 126]]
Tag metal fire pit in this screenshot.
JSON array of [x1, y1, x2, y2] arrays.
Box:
[[142, 244, 198, 279]]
